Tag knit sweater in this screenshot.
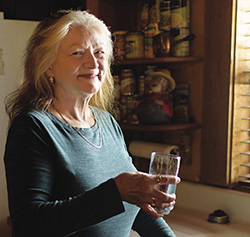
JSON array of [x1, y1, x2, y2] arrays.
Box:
[[4, 107, 175, 237]]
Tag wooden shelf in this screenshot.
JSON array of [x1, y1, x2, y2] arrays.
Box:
[[115, 56, 203, 66], [119, 122, 201, 132]]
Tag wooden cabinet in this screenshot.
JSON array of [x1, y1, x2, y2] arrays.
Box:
[[2, 0, 234, 187], [87, 0, 205, 182]]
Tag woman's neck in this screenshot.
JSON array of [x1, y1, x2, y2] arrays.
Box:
[[50, 100, 95, 128]]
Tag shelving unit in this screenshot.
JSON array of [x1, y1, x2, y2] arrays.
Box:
[[87, 0, 205, 182], [116, 56, 202, 133], [115, 54, 202, 172]]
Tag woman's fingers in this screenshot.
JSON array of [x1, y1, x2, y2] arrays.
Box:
[[152, 189, 176, 204], [141, 204, 163, 218], [154, 174, 181, 185], [152, 193, 176, 209], [114, 171, 181, 218]]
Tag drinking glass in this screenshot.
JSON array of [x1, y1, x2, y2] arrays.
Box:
[[149, 152, 181, 215]]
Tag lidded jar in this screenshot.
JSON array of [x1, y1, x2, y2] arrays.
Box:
[[125, 32, 144, 58], [120, 69, 136, 95], [113, 31, 127, 60]]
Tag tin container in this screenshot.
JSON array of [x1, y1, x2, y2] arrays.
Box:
[[144, 37, 155, 58], [141, 3, 149, 30], [125, 32, 144, 58], [159, 0, 171, 31], [126, 95, 135, 112], [138, 75, 145, 96], [144, 23, 159, 58], [113, 31, 127, 60], [120, 103, 128, 123], [121, 69, 134, 79], [120, 69, 136, 95], [145, 65, 158, 76], [148, 0, 161, 23], [113, 75, 121, 101], [173, 27, 190, 56], [171, 0, 190, 29], [144, 65, 157, 94]]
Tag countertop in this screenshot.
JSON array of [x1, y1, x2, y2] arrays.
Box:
[[166, 206, 250, 237]]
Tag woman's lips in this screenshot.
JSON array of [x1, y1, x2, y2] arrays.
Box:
[[78, 73, 98, 79]]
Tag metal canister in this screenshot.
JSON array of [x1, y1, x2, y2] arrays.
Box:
[[113, 31, 127, 60], [148, 0, 161, 23], [120, 69, 136, 95], [144, 36, 155, 58], [138, 75, 145, 96], [145, 65, 158, 75], [121, 69, 134, 79], [173, 27, 190, 56], [141, 3, 149, 30], [171, 0, 190, 29], [144, 23, 159, 58], [120, 96, 128, 123], [159, 0, 171, 31], [113, 75, 121, 101], [126, 95, 135, 112], [144, 65, 157, 94], [125, 32, 144, 59]]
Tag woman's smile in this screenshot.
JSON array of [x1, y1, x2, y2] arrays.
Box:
[[77, 71, 99, 79]]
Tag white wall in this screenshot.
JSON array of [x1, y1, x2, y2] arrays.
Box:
[[0, 17, 38, 236]]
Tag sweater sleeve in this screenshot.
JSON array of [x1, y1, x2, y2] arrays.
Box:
[[4, 114, 125, 237], [132, 209, 176, 237]]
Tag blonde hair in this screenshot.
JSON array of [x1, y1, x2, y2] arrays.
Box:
[[5, 10, 114, 123]]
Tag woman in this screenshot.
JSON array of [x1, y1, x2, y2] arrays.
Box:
[[4, 10, 180, 237]]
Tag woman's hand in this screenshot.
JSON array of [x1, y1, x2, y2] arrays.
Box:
[[114, 171, 181, 218]]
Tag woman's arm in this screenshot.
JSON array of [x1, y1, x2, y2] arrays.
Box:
[[4, 114, 124, 237]]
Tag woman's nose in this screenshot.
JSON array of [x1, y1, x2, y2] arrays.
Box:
[[83, 49, 99, 69]]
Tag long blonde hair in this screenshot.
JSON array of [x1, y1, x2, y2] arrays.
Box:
[[5, 10, 114, 123]]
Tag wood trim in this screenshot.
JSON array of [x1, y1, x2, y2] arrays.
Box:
[[201, 0, 234, 186], [86, 0, 99, 16]]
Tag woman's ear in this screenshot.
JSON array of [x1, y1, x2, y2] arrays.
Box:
[[45, 67, 54, 78]]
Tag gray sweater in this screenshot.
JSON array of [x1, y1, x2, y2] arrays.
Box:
[[4, 107, 175, 237]]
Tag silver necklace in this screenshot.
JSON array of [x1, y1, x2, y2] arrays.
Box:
[[52, 106, 102, 149]]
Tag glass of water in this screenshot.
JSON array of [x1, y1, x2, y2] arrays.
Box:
[[149, 152, 181, 215]]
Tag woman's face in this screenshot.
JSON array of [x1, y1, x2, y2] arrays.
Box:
[[47, 26, 107, 100]]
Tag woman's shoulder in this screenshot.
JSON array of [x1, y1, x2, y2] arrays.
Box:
[[11, 108, 53, 129]]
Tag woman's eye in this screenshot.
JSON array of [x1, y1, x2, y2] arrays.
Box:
[[95, 50, 105, 55], [72, 51, 81, 55]]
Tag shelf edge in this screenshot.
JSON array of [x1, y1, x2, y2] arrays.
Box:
[[119, 122, 201, 132], [114, 57, 203, 65]]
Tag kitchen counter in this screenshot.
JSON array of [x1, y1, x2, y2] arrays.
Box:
[[130, 206, 250, 237], [166, 180, 250, 236], [130, 180, 250, 237], [166, 206, 250, 237]]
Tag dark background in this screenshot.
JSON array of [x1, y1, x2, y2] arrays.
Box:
[[0, 0, 86, 21]]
